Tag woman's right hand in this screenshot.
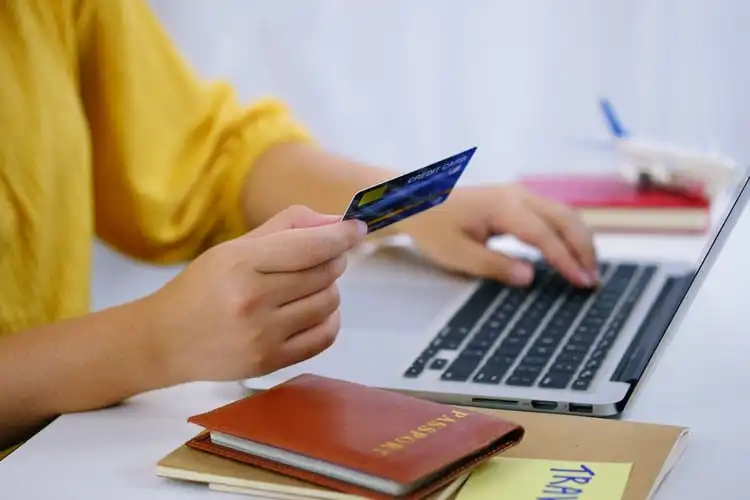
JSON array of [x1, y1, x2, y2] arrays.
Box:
[[146, 205, 368, 384]]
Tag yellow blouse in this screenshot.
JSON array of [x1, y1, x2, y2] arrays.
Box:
[[0, 0, 308, 334], [0, 0, 309, 458]]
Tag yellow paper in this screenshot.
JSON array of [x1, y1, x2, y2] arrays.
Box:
[[457, 457, 632, 500]]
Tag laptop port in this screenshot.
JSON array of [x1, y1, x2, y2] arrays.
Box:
[[471, 398, 519, 408], [531, 400, 558, 411], [569, 403, 593, 414]]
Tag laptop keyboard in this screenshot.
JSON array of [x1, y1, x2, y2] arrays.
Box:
[[402, 261, 656, 391]]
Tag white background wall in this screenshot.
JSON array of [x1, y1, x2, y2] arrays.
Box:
[[91, 0, 750, 310]]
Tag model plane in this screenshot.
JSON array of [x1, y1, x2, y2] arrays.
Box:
[[598, 98, 741, 195]]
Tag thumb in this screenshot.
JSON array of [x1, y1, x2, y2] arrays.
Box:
[[244, 205, 341, 239], [443, 240, 535, 286]]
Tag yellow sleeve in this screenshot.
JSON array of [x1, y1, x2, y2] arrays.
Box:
[[74, 0, 310, 263]]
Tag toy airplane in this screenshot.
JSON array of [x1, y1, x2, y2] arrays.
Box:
[[598, 98, 741, 196]]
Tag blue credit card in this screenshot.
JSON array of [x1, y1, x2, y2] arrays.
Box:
[[342, 147, 476, 233]]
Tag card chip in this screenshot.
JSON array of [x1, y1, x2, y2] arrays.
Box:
[[357, 184, 388, 206]]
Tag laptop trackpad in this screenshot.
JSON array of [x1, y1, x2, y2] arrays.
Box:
[[338, 246, 475, 335]]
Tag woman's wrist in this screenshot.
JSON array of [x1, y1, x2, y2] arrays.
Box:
[[123, 293, 191, 394], [36, 296, 183, 416]]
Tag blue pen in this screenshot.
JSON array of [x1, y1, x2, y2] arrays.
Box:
[[599, 98, 628, 138]]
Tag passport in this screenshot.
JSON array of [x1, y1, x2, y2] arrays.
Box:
[[185, 374, 524, 500]]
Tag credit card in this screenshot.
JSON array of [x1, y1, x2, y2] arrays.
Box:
[[342, 147, 476, 233]]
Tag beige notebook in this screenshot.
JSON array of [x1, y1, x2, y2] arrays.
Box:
[[156, 443, 469, 500], [157, 406, 687, 500]]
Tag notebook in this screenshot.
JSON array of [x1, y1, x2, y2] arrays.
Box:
[[468, 407, 688, 500], [157, 442, 470, 500], [518, 174, 710, 233]]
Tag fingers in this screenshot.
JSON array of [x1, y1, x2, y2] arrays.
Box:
[[507, 211, 595, 288], [279, 310, 341, 367], [265, 255, 347, 305], [273, 284, 341, 337], [525, 195, 599, 281], [432, 239, 536, 286], [244, 205, 342, 239], [252, 219, 367, 273]]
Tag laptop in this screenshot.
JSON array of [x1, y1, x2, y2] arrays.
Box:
[[241, 173, 750, 417]]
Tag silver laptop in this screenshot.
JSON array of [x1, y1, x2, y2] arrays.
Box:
[[241, 174, 750, 417]]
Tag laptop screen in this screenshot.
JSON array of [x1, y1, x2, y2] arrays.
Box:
[[685, 172, 750, 295], [626, 172, 750, 399]]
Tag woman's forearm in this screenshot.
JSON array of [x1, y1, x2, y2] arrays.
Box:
[[0, 297, 170, 450], [241, 142, 399, 232]]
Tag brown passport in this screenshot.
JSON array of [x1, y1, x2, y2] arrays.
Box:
[[186, 374, 524, 500]]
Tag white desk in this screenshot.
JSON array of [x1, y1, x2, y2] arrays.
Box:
[[2, 202, 750, 499]]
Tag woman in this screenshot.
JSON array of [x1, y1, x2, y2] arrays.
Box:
[[0, 0, 599, 454]]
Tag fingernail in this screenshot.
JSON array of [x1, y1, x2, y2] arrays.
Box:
[[590, 267, 601, 282], [577, 269, 595, 287], [354, 220, 369, 236], [510, 263, 533, 286]]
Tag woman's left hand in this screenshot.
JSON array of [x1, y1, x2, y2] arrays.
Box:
[[399, 184, 600, 288]]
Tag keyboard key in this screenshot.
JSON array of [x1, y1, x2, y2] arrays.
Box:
[[403, 364, 423, 378], [588, 348, 607, 362], [568, 333, 596, 346], [441, 352, 484, 381], [429, 358, 447, 370], [462, 347, 489, 358], [402, 346, 442, 379], [466, 336, 495, 351], [556, 350, 585, 363], [475, 354, 515, 381], [509, 325, 535, 338], [485, 353, 516, 366], [539, 373, 572, 389], [474, 328, 503, 343], [484, 319, 505, 330], [583, 358, 602, 371], [411, 359, 430, 372], [430, 336, 462, 350], [502, 291, 527, 308], [549, 361, 578, 373], [543, 323, 570, 339], [511, 364, 543, 378], [496, 336, 527, 355], [536, 336, 559, 347], [422, 347, 438, 358], [520, 355, 549, 366], [473, 365, 510, 384], [595, 337, 615, 351], [528, 344, 555, 357], [561, 344, 589, 355], [506, 374, 536, 386], [572, 378, 592, 391]]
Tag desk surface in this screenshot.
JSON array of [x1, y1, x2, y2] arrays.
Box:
[[3, 202, 750, 499]]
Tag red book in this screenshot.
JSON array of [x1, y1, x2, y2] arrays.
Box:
[[518, 174, 710, 233]]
